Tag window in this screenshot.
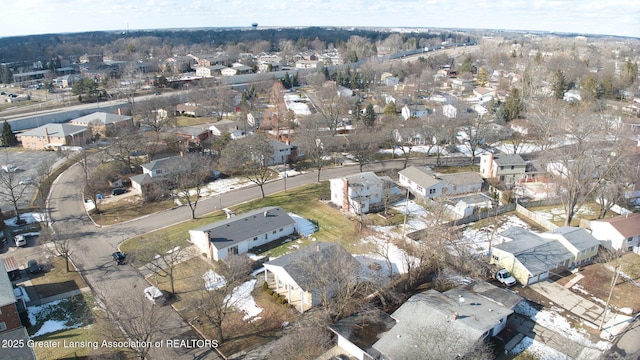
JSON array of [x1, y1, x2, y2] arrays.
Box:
[[511, 166, 514, 170], [253, 237, 258, 241], [628, 237, 634, 242], [492, 255, 499, 261], [272, 230, 277, 234], [279, 228, 283, 232], [429, 188, 436, 195], [500, 166, 504, 170], [0, 322, 6, 331], [227, 246, 238, 256]]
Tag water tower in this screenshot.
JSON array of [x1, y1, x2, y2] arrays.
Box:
[[252, 23, 258, 30]]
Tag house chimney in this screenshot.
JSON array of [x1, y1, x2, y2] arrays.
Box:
[[264, 211, 269, 217], [452, 312, 459, 321], [316, 245, 321, 251], [118, 108, 121, 115]]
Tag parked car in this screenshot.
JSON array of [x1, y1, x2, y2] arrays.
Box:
[[111, 188, 127, 196], [19, 178, 35, 185], [144, 286, 166, 305], [14, 234, 26, 247], [496, 269, 517, 287], [27, 259, 42, 274], [112, 251, 126, 265], [2, 164, 18, 173]]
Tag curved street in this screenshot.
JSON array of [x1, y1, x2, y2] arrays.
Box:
[[48, 155, 469, 359]]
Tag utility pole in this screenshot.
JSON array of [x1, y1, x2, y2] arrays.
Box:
[[599, 264, 621, 331]]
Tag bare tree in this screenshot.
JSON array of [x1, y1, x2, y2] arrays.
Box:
[[406, 317, 494, 360], [219, 134, 274, 198], [307, 83, 349, 136], [530, 98, 564, 151], [81, 152, 112, 214], [348, 128, 382, 172], [103, 127, 143, 171], [0, 168, 28, 223], [133, 240, 188, 298], [188, 255, 251, 343], [296, 118, 332, 182], [172, 155, 215, 219], [136, 98, 177, 132], [97, 291, 165, 360], [266, 323, 332, 360]]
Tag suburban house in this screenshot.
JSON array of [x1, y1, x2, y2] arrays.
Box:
[[176, 103, 207, 117], [189, 206, 296, 261], [442, 104, 458, 119], [330, 282, 520, 359], [268, 140, 295, 165], [400, 104, 430, 120], [295, 60, 323, 69], [165, 126, 213, 148], [263, 242, 360, 313], [398, 166, 484, 199], [491, 226, 600, 286], [588, 213, 640, 253], [195, 65, 226, 77], [70, 111, 133, 137], [480, 153, 527, 184], [473, 87, 495, 103], [330, 172, 399, 214], [129, 155, 186, 194], [19, 123, 90, 150], [0, 260, 35, 360]]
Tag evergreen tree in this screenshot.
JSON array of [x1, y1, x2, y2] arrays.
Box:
[[281, 72, 292, 89], [552, 69, 568, 99], [383, 101, 397, 115], [503, 88, 523, 121], [363, 104, 376, 127], [1, 121, 18, 147], [351, 99, 362, 123], [0, 65, 13, 84], [459, 56, 474, 73]]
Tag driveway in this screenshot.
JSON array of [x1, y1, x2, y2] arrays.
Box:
[[529, 280, 633, 339]]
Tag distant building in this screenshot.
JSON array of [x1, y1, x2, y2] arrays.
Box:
[[330, 172, 399, 214], [70, 111, 133, 137], [19, 123, 90, 150], [480, 153, 526, 184]]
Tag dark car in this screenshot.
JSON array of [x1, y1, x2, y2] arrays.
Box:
[[27, 259, 42, 274], [111, 188, 127, 196], [112, 251, 126, 265]]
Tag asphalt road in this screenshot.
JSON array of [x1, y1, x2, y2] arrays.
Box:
[[48, 154, 471, 359]]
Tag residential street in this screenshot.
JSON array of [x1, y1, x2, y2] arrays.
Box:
[[47, 153, 469, 359]]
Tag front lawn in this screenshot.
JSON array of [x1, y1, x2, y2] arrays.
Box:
[[92, 195, 175, 226], [526, 202, 618, 227], [29, 256, 87, 298]]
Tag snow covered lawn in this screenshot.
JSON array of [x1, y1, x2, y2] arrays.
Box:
[[457, 215, 533, 256], [28, 296, 92, 338], [227, 279, 262, 322]]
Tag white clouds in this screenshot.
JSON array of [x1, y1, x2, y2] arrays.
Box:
[[1, 0, 638, 37]]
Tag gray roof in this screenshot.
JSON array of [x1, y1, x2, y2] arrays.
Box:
[[0, 259, 16, 307], [496, 227, 573, 275], [329, 308, 395, 359], [194, 207, 295, 250], [343, 172, 383, 187], [141, 156, 185, 172], [440, 172, 484, 186], [451, 193, 493, 206], [71, 111, 132, 126], [168, 126, 211, 137], [20, 123, 88, 138], [549, 226, 600, 251], [399, 166, 440, 188], [264, 242, 360, 291], [373, 287, 514, 359], [493, 154, 526, 166], [0, 327, 37, 360]]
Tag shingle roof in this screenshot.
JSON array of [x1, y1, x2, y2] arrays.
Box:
[[264, 242, 359, 291], [193, 207, 295, 250], [343, 172, 384, 187], [20, 123, 88, 138], [496, 227, 573, 275], [493, 154, 526, 166], [440, 172, 484, 186], [71, 111, 132, 126], [399, 166, 440, 188], [0, 327, 37, 360], [141, 156, 185, 172], [0, 259, 16, 307], [549, 226, 600, 251], [592, 213, 640, 238]]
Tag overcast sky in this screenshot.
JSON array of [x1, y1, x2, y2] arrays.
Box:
[[2, 0, 638, 38]]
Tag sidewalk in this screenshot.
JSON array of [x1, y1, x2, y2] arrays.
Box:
[[530, 280, 633, 339]]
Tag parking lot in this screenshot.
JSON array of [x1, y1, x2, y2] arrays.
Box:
[[0, 147, 63, 214]]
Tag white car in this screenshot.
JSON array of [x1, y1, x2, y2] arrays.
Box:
[[496, 269, 517, 287], [19, 178, 35, 186], [14, 234, 27, 247]]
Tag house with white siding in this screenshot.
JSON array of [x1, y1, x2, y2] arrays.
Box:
[[189, 207, 296, 261]]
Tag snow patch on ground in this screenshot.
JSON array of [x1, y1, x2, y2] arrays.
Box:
[[4, 212, 47, 226], [227, 279, 262, 322], [28, 299, 85, 338], [288, 213, 317, 236], [515, 301, 611, 351], [203, 270, 227, 291], [458, 215, 533, 256], [510, 336, 571, 360]]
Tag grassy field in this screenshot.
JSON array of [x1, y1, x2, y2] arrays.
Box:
[[29, 257, 87, 298], [121, 181, 362, 259], [93, 195, 175, 226]]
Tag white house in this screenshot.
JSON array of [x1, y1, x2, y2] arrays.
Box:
[[442, 104, 458, 119], [480, 153, 527, 184], [473, 87, 495, 103], [589, 213, 640, 253], [189, 206, 296, 261], [263, 242, 360, 313], [330, 172, 395, 214], [398, 166, 484, 199]]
